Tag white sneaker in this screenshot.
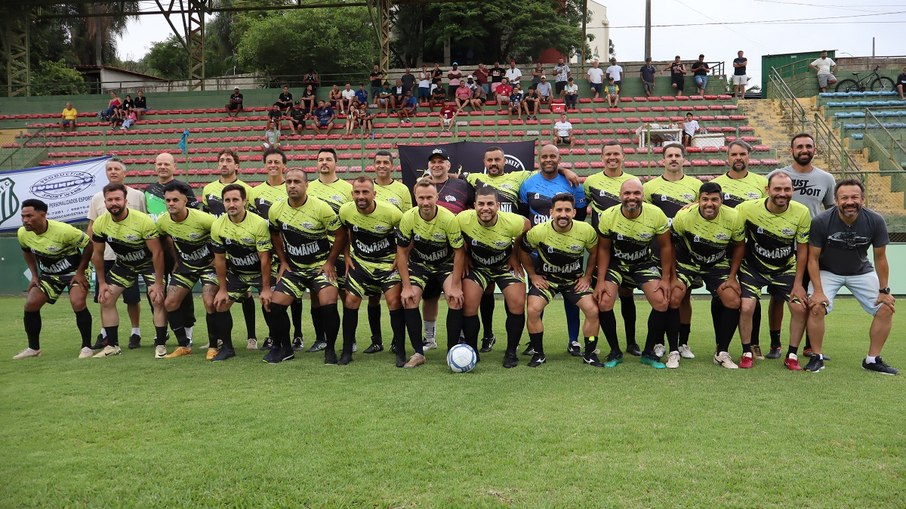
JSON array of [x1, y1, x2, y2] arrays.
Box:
[[93, 345, 122, 358], [653, 344, 666, 358], [423, 339, 438, 351], [79, 347, 94, 359], [713, 351, 739, 369], [352, 342, 358, 353], [13, 347, 42, 360], [247, 338, 258, 350], [155, 345, 167, 359], [666, 351, 681, 369], [678, 344, 695, 359]]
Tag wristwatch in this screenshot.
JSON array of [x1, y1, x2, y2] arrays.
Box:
[[879, 287, 891, 294]]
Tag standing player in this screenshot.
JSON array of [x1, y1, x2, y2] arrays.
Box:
[[643, 143, 701, 360], [805, 179, 897, 374], [267, 168, 345, 364], [156, 181, 218, 358], [520, 193, 600, 367], [594, 179, 674, 369], [396, 177, 466, 367], [734, 172, 811, 370], [519, 144, 588, 357], [90, 183, 167, 358], [669, 182, 746, 369], [14, 199, 94, 359], [338, 177, 405, 366], [583, 140, 641, 357], [209, 184, 274, 361], [457, 186, 529, 367]]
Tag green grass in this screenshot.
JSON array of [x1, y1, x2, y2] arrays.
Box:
[[0, 295, 903, 508]]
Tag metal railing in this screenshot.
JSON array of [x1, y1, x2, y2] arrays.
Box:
[[864, 109, 906, 173], [813, 112, 865, 181], [768, 66, 808, 131], [0, 126, 52, 171]]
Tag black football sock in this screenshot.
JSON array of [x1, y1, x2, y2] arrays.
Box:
[[599, 310, 620, 353], [564, 298, 580, 343], [75, 308, 92, 348], [321, 305, 340, 350], [389, 308, 407, 356], [619, 295, 637, 347], [368, 304, 382, 343], [718, 305, 740, 353], [446, 308, 464, 351], [750, 299, 762, 346], [268, 303, 291, 350], [311, 306, 325, 343], [504, 308, 525, 353], [105, 325, 120, 347], [678, 323, 691, 347], [154, 326, 168, 346], [178, 292, 196, 328], [665, 308, 680, 352], [463, 315, 480, 352], [342, 306, 358, 355], [711, 297, 721, 344], [241, 298, 256, 339], [529, 332, 544, 356], [804, 332, 811, 350], [24, 311, 41, 350], [403, 308, 424, 355], [644, 309, 668, 356], [584, 336, 598, 357], [770, 329, 782, 349], [205, 312, 218, 349], [787, 345, 799, 357], [291, 300, 303, 339], [217, 311, 234, 350], [168, 308, 186, 346], [480, 292, 495, 338]]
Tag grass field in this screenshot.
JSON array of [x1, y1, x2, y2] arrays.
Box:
[[0, 295, 903, 508]]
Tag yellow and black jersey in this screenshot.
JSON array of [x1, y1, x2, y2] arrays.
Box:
[[671, 205, 744, 267], [465, 171, 532, 214], [18, 220, 89, 275], [643, 175, 702, 219], [736, 198, 811, 275], [156, 209, 216, 271], [583, 171, 637, 227], [309, 178, 353, 214], [210, 211, 272, 276], [456, 210, 526, 271], [339, 200, 402, 271], [397, 206, 463, 268], [269, 197, 340, 271], [375, 179, 413, 211], [597, 203, 669, 265], [250, 181, 287, 219], [202, 179, 253, 217], [525, 220, 597, 285], [91, 209, 158, 270], [711, 171, 768, 208]]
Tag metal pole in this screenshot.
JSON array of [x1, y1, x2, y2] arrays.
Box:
[[645, 0, 651, 60], [581, 0, 587, 68]]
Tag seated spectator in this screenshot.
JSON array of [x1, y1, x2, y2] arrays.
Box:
[[354, 83, 369, 106], [897, 65, 906, 100], [586, 60, 604, 99], [398, 91, 417, 123], [264, 121, 281, 149], [61, 101, 78, 131], [522, 85, 539, 120], [109, 105, 125, 129], [300, 85, 317, 112], [122, 94, 134, 112], [360, 102, 376, 135], [417, 65, 432, 105], [377, 81, 394, 114], [288, 101, 307, 135], [682, 112, 702, 146], [455, 81, 472, 111], [509, 84, 524, 121], [691, 55, 710, 95], [226, 87, 243, 117], [328, 85, 342, 111], [99, 91, 122, 121], [470, 82, 487, 111], [606, 77, 620, 108], [120, 108, 138, 131], [553, 113, 573, 146], [562, 77, 579, 110], [536, 75, 552, 106], [276, 85, 293, 112], [340, 83, 356, 114], [345, 103, 362, 136], [429, 86, 447, 112], [303, 69, 320, 93], [439, 101, 458, 132], [268, 103, 285, 129], [312, 100, 336, 135], [664, 56, 686, 96], [133, 90, 148, 119], [392, 79, 406, 109], [495, 78, 513, 112]]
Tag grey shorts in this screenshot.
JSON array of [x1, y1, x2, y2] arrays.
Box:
[[817, 73, 836, 87]]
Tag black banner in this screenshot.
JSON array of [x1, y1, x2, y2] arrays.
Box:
[[399, 140, 536, 189]]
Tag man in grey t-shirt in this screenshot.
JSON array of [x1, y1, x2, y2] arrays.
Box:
[[771, 133, 835, 217], [804, 179, 897, 374]]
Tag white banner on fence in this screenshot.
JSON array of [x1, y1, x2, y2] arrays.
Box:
[[0, 156, 111, 232]]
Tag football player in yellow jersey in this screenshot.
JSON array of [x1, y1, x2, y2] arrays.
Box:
[[15, 199, 94, 360]]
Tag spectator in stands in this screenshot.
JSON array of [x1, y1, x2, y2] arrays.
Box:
[[360, 102, 376, 135], [554, 57, 571, 96], [417, 65, 432, 105], [99, 91, 122, 121], [355, 83, 369, 106], [530, 62, 543, 87], [509, 84, 524, 121], [370, 64, 385, 100], [606, 77, 620, 108], [490, 61, 504, 93], [732, 50, 748, 98], [431, 62, 444, 91], [61, 101, 78, 131], [474, 63, 490, 95], [562, 77, 579, 110], [470, 81, 488, 110], [401, 67, 416, 95], [586, 60, 604, 99], [537, 75, 552, 107], [122, 94, 134, 112], [439, 101, 458, 133], [398, 91, 417, 123], [340, 83, 356, 115], [495, 77, 512, 112], [809, 50, 837, 92], [276, 85, 293, 112], [682, 112, 702, 147], [553, 113, 573, 146], [505, 60, 523, 87], [455, 80, 472, 111], [523, 85, 540, 120], [897, 66, 906, 100], [133, 90, 148, 119], [268, 103, 284, 129], [288, 101, 307, 134], [377, 81, 394, 114], [345, 103, 362, 136], [312, 100, 336, 135], [429, 85, 447, 112], [264, 121, 280, 149], [226, 87, 243, 117], [665, 56, 686, 96], [109, 104, 125, 129], [448, 62, 463, 96], [300, 84, 317, 112], [303, 69, 320, 93], [691, 54, 710, 95], [606, 57, 624, 88], [120, 107, 138, 131], [392, 79, 406, 110], [329, 85, 343, 111], [640, 57, 657, 97]]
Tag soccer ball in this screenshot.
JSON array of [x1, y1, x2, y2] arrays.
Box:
[[447, 344, 477, 373]]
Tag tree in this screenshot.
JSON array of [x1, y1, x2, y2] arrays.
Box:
[[143, 36, 187, 80], [67, 2, 139, 66], [31, 59, 88, 96]]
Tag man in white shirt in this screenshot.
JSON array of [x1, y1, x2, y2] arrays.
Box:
[[606, 57, 624, 87], [505, 60, 523, 87], [340, 83, 357, 115], [562, 77, 579, 110], [553, 113, 573, 146], [809, 50, 837, 92], [586, 60, 605, 99], [681, 112, 701, 147], [553, 57, 571, 95]]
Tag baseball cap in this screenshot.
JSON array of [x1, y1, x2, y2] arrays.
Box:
[[233, 86, 240, 90], [428, 148, 450, 162], [541, 75, 547, 79]]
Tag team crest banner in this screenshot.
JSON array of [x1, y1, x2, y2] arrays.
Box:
[[0, 156, 111, 232], [398, 140, 536, 189]]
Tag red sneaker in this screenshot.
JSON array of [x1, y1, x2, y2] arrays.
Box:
[[739, 352, 754, 369], [784, 354, 802, 371]]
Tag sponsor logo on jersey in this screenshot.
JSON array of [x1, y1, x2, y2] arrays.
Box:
[[715, 233, 730, 241], [39, 258, 73, 274], [125, 234, 140, 242], [781, 227, 794, 236], [754, 243, 792, 260], [231, 252, 260, 267], [286, 240, 323, 258], [355, 237, 391, 255]]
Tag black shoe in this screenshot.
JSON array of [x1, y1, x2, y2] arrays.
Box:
[[766, 347, 782, 359], [279, 348, 295, 362], [626, 343, 642, 356], [863, 357, 898, 375], [389, 341, 397, 354], [364, 342, 384, 354], [324, 349, 338, 364], [521, 345, 536, 356], [212, 347, 236, 361], [395, 353, 406, 368], [128, 334, 142, 349], [262, 337, 275, 350], [503, 350, 519, 368], [480, 334, 496, 353], [307, 340, 327, 353], [263, 348, 283, 364], [91, 334, 108, 350], [338, 352, 353, 365], [803, 355, 825, 372], [567, 341, 582, 357], [584, 352, 604, 367], [292, 336, 304, 351], [528, 353, 547, 367]]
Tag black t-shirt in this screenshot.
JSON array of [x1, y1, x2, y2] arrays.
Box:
[[230, 92, 243, 104], [278, 92, 293, 103], [670, 62, 684, 77], [691, 61, 709, 76], [268, 109, 283, 121], [434, 177, 474, 215], [432, 69, 444, 85], [290, 108, 306, 122], [640, 64, 656, 82], [733, 57, 747, 76], [809, 207, 889, 276], [370, 72, 383, 88], [490, 66, 504, 83], [896, 73, 906, 88], [145, 179, 199, 209], [134, 96, 147, 109], [122, 98, 134, 110], [401, 73, 416, 91]]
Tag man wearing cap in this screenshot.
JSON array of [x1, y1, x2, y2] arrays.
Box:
[[553, 57, 571, 96], [426, 148, 473, 215], [226, 87, 243, 117], [448, 62, 463, 97], [536, 76, 553, 107], [606, 57, 624, 89]]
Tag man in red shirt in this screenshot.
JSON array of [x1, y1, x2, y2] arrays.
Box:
[[495, 78, 513, 112], [439, 102, 458, 133]]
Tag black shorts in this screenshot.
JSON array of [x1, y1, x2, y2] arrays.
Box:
[[672, 76, 685, 89], [528, 278, 591, 305], [274, 267, 336, 300], [37, 273, 77, 304], [105, 261, 156, 292], [605, 262, 662, 289], [676, 261, 729, 293], [465, 266, 524, 292], [409, 263, 453, 300], [225, 272, 263, 302], [95, 260, 140, 304], [169, 266, 218, 291], [739, 261, 795, 301], [345, 263, 400, 299]]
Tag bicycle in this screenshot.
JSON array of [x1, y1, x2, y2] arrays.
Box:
[[835, 65, 895, 92]]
